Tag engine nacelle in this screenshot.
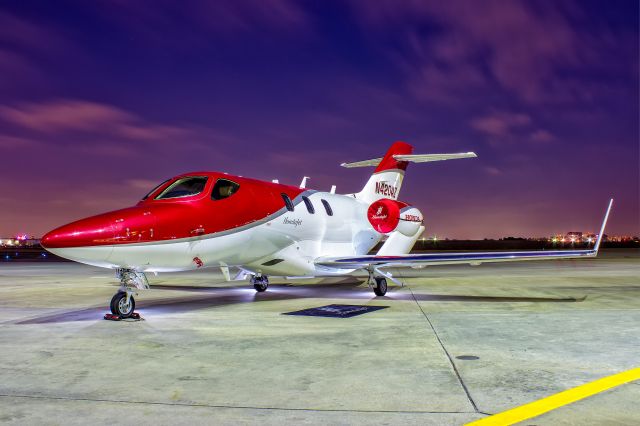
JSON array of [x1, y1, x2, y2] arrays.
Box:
[[367, 199, 423, 236], [396, 206, 423, 236]]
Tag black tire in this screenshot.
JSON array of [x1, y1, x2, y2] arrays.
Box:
[[110, 291, 135, 318], [373, 277, 387, 296], [253, 282, 268, 292], [252, 276, 269, 292]]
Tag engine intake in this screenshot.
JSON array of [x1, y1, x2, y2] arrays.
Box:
[[367, 199, 423, 235]]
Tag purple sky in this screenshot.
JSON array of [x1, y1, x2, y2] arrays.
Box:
[[1, 1, 638, 239]]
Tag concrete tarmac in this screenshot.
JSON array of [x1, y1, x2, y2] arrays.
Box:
[[0, 250, 638, 425]]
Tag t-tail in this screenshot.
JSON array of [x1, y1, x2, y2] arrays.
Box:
[[341, 141, 477, 203]]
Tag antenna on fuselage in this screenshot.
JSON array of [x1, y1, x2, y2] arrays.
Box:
[[330, 185, 336, 194], [299, 176, 310, 188], [272, 179, 279, 183]]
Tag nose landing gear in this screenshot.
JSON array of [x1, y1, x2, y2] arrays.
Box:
[[107, 269, 149, 319], [251, 274, 269, 292], [110, 290, 135, 317]]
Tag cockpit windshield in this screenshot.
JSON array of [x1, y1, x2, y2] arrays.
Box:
[[155, 176, 208, 199], [142, 179, 170, 200]]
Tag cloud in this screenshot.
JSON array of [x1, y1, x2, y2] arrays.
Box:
[[125, 179, 162, 192], [350, 0, 627, 105], [0, 12, 76, 89], [0, 99, 195, 144], [470, 111, 531, 137], [0, 48, 43, 87], [407, 61, 487, 104], [484, 166, 502, 176], [0, 99, 131, 133], [94, 0, 310, 47], [0, 134, 40, 149], [0, 11, 72, 54], [470, 110, 558, 146], [530, 129, 555, 143]]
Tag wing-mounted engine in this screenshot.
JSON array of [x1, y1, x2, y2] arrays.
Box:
[[367, 199, 425, 255], [367, 198, 423, 236]]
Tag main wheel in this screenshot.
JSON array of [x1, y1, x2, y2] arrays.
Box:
[[373, 277, 387, 296], [110, 291, 135, 318], [252, 276, 269, 292]]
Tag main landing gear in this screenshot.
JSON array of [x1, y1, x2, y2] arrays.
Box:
[[367, 268, 388, 296], [373, 277, 388, 296], [109, 269, 149, 318], [251, 274, 269, 292]]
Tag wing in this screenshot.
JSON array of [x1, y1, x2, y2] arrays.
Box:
[[316, 199, 613, 270]]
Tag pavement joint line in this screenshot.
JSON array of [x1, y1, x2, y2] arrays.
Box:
[[402, 280, 479, 413], [0, 394, 478, 415], [465, 367, 640, 425]]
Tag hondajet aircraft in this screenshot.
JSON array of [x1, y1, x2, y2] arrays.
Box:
[[41, 142, 613, 318]]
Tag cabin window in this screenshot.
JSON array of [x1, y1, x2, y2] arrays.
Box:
[[142, 179, 170, 200], [282, 193, 295, 211], [302, 196, 315, 214], [321, 199, 333, 216], [211, 179, 240, 200], [155, 176, 208, 199]]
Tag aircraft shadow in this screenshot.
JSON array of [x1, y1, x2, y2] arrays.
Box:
[[16, 280, 584, 325]]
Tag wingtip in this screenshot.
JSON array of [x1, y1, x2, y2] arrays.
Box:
[[594, 198, 614, 253]]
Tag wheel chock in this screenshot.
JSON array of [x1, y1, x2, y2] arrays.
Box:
[[103, 312, 142, 321]]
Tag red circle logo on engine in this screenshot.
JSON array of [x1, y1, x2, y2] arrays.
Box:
[[367, 198, 400, 233]]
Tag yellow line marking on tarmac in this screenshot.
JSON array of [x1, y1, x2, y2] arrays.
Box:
[[466, 367, 640, 426]]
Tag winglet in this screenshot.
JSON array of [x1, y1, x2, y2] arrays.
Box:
[[594, 199, 613, 253]]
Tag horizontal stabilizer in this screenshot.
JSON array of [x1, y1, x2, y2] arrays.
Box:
[[394, 152, 477, 162], [341, 152, 476, 168], [340, 157, 382, 168]]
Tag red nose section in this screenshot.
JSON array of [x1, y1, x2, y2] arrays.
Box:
[[41, 216, 117, 249], [41, 207, 156, 249]]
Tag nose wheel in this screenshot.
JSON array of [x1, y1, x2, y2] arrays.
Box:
[[106, 269, 147, 320], [251, 275, 269, 292], [110, 291, 136, 318]]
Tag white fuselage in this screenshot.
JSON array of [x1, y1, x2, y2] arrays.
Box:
[[47, 192, 382, 277]]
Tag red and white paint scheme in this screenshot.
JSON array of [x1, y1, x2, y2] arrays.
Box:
[[41, 142, 613, 318]]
